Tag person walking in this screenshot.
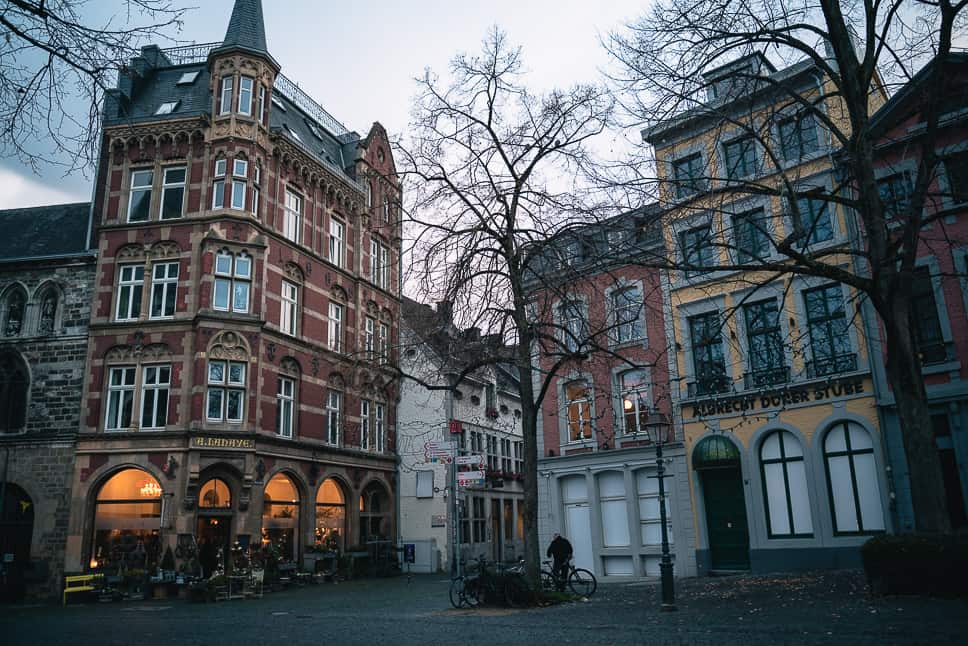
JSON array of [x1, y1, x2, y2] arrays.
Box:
[[546, 533, 573, 591]]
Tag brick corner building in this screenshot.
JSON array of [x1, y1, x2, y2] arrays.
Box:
[[64, 0, 401, 577]]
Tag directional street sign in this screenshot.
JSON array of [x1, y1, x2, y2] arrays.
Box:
[[457, 470, 486, 487], [424, 441, 458, 464], [456, 454, 485, 466]]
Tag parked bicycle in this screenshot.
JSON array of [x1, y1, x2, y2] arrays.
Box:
[[540, 557, 597, 597], [449, 555, 530, 608]]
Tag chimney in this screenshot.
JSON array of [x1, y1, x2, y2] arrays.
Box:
[[436, 301, 453, 325]]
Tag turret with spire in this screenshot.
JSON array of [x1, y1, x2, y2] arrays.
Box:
[[207, 0, 280, 140]]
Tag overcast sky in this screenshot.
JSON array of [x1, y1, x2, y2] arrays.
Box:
[[0, 0, 646, 209]]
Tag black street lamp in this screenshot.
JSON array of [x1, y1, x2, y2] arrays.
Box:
[[644, 410, 676, 612]]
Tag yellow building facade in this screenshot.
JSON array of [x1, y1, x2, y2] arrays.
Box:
[[645, 54, 893, 573]]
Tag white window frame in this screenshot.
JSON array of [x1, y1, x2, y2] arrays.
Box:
[[105, 366, 136, 431], [326, 390, 342, 445], [276, 376, 295, 438], [328, 302, 343, 353], [149, 261, 179, 320], [370, 239, 390, 289], [284, 189, 302, 243], [127, 169, 153, 223], [139, 364, 171, 430], [213, 251, 251, 314], [329, 218, 345, 267], [219, 76, 234, 115], [364, 317, 375, 359], [281, 280, 298, 336], [116, 264, 145, 321], [361, 399, 371, 450], [231, 159, 248, 210], [212, 160, 227, 209], [160, 166, 186, 220], [637, 470, 674, 546], [238, 76, 254, 116], [206, 360, 246, 423], [379, 321, 389, 364], [375, 403, 386, 453], [611, 286, 643, 344], [618, 369, 649, 436]]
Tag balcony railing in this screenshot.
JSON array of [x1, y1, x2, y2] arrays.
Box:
[[160, 42, 351, 137], [920, 340, 956, 366], [686, 376, 733, 398], [805, 352, 857, 378], [743, 365, 790, 390]]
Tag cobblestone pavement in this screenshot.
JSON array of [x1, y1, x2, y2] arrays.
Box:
[[1, 570, 965, 645]]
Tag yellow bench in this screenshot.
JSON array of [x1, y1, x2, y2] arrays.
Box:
[[63, 573, 104, 605]]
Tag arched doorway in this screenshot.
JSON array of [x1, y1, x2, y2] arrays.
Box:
[[359, 481, 390, 544], [197, 478, 233, 577], [263, 474, 299, 561], [91, 469, 162, 571], [693, 435, 749, 570], [0, 484, 33, 602], [315, 478, 346, 552]]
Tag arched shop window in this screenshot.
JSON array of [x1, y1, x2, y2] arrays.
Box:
[[359, 481, 391, 544], [91, 469, 162, 570], [759, 430, 813, 538], [199, 478, 232, 509], [315, 478, 345, 552], [262, 473, 299, 561], [823, 421, 885, 534]]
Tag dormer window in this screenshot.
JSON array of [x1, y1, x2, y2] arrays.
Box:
[[219, 76, 234, 116], [177, 71, 199, 86], [306, 120, 323, 140], [271, 95, 287, 112], [155, 101, 179, 115], [285, 124, 302, 142]]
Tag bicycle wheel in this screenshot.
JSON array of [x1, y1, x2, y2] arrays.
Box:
[[503, 575, 530, 608], [540, 570, 557, 593], [462, 575, 482, 607], [449, 577, 467, 608], [568, 568, 597, 597]]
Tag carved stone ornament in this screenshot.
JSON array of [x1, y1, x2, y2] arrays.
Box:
[[283, 262, 304, 282], [328, 373, 345, 390], [330, 284, 348, 302], [117, 244, 147, 261], [280, 357, 300, 376], [311, 353, 320, 376], [208, 330, 250, 361], [105, 342, 172, 362], [149, 241, 181, 258], [266, 342, 276, 361]]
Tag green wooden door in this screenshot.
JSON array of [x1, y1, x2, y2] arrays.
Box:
[[701, 467, 750, 570]]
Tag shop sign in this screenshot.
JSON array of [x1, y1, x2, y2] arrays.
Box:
[[687, 377, 865, 419], [192, 436, 255, 449]]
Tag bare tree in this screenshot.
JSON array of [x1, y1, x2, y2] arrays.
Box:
[[606, 0, 968, 534], [0, 0, 186, 172], [395, 27, 617, 582]]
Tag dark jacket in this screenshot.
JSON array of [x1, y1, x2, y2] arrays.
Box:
[[547, 536, 573, 561]]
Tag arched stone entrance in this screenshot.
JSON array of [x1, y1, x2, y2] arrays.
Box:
[[262, 473, 300, 561], [0, 483, 33, 602], [90, 468, 162, 571], [693, 435, 750, 570]]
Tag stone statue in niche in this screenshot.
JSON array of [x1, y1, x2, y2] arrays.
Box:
[[4, 291, 24, 337], [38, 293, 56, 335]]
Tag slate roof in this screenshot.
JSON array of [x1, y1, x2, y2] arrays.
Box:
[[103, 61, 211, 127], [219, 0, 268, 55], [402, 297, 520, 392], [0, 202, 92, 261]]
